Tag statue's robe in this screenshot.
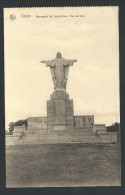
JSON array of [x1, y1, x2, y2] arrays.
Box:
[[45, 58, 75, 89]]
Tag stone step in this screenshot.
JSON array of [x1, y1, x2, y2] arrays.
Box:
[[25, 130, 48, 135], [6, 130, 117, 145], [17, 133, 100, 144], [17, 139, 100, 144], [22, 133, 98, 139], [6, 135, 21, 145], [25, 129, 96, 135], [17, 132, 116, 144]]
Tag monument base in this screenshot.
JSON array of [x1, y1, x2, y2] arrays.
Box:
[[47, 90, 74, 133]]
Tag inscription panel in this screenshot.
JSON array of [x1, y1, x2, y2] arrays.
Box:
[[54, 125, 66, 131], [55, 100, 65, 115]]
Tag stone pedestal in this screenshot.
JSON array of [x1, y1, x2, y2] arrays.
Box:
[[47, 90, 74, 132]]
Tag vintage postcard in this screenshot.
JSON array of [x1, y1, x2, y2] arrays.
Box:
[[4, 7, 120, 187]]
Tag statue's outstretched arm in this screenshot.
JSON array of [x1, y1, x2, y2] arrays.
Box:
[[40, 60, 51, 67], [73, 59, 78, 63], [40, 60, 46, 63], [63, 59, 78, 66], [40, 59, 55, 67]]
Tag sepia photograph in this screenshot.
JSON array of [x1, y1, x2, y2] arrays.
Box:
[[4, 6, 120, 187]]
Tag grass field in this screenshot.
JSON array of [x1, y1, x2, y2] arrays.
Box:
[[6, 143, 121, 187]]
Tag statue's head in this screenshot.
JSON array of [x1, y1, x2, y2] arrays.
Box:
[[56, 52, 62, 58]]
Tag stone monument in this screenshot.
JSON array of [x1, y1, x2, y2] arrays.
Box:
[[41, 52, 77, 132], [6, 52, 118, 145]]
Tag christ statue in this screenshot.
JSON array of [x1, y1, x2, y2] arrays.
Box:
[[40, 52, 77, 90]]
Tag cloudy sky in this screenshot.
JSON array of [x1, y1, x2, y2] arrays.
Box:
[[4, 7, 119, 129]]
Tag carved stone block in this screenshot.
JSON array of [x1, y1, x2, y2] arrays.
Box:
[[74, 115, 94, 131], [47, 94, 74, 132]]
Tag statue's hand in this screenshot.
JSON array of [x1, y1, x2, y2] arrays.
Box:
[[40, 60, 46, 63], [74, 59, 77, 62]]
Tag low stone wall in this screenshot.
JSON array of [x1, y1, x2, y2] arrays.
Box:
[[97, 130, 117, 143], [27, 115, 94, 131], [94, 124, 106, 132], [14, 125, 26, 132], [27, 117, 47, 130], [6, 135, 17, 145], [6, 132, 24, 145]]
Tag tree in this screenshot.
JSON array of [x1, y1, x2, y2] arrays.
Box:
[[8, 122, 15, 133], [107, 122, 120, 132], [8, 119, 27, 133], [14, 119, 27, 127]]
